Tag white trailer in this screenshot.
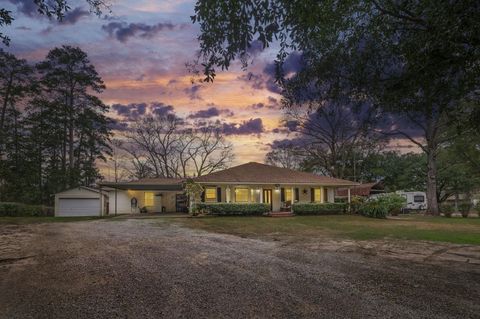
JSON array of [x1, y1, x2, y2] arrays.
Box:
[[396, 191, 427, 211]]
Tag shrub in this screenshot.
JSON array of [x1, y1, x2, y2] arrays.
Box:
[[0, 202, 53, 217], [440, 203, 454, 218], [358, 194, 406, 219], [358, 201, 388, 219], [195, 203, 270, 216], [377, 194, 406, 215], [292, 203, 347, 215], [350, 196, 365, 214], [458, 202, 471, 218]]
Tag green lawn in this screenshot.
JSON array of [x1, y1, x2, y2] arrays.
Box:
[[0, 216, 111, 225], [169, 215, 480, 245]]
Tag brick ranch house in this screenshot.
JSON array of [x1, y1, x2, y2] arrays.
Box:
[[55, 162, 358, 216]]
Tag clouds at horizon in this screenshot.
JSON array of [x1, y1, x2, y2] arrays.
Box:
[[1, 0, 421, 166]]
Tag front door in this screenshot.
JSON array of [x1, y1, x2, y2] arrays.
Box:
[[263, 189, 273, 211]]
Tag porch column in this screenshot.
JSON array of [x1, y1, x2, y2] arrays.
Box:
[[99, 185, 103, 216], [259, 188, 263, 203], [226, 186, 231, 203], [347, 188, 351, 204]]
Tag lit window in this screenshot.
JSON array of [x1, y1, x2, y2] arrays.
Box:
[[205, 187, 217, 202], [144, 192, 154, 206], [235, 188, 249, 202], [285, 188, 292, 202], [314, 188, 323, 202]]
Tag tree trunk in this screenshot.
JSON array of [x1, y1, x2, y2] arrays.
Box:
[[426, 148, 439, 215]]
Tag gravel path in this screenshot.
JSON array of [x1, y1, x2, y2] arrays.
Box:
[[0, 218, 479, 319]]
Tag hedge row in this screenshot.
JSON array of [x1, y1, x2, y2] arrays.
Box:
[[292, 203, 347, 215], [195, 203, 270, 216], [0, 202, 54, 217]]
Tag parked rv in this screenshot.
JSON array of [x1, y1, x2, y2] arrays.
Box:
[[396, 191, 428, 211]]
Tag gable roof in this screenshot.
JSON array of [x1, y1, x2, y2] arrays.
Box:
[[194, 162, 357, 186]]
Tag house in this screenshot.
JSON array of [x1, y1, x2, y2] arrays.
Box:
[[54, 186, 108, 217], [336, 181, 385, 198], [54, 162, 358, 216], [192, 162, 357, 211]]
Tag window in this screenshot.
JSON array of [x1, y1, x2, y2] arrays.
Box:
[[313, 188, 323, 202], [235, 188, 249, 202], [144, 192, 154, 206], [413, 195, 425, 203], [285, 188, 292, 202], [205, 187, 217, 202]]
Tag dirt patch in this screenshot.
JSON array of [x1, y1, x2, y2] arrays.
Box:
[[0, 219, 479, 319]]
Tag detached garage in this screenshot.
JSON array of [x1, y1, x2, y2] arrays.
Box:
[[55, 187, 108, 217]]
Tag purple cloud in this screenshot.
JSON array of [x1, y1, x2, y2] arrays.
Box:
[[102, 21, 176, 42], [8, 0, 37, 17], [237, 72, 265, 90], [188, 107, 234, 119], [184, 84, 202, 100], [60, 7, 89, 25], [151, 102, 175, 117], [222, 118, 265, 135], [111, 102, 147, 120]]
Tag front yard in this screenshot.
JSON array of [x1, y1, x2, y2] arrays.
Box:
[[170, 214, 480, 245], [1, 215, 479, 318]]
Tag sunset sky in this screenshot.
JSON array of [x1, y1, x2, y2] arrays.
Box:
[[3, 0, 295, 164], [3, 0, 416, 178]]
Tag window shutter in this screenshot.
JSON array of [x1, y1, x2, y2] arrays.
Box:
[[217, 187, 222, 202], [310, 188, 314, 202], [201, 191, 205, 202], [295, 188, 299, 201], [324, 188, 328, 203], [280, 188, 285, 202]]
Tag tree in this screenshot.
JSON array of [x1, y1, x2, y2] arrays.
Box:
[[192, 0, 480, 215], [123, 113, 233, 178], [0, 49, 32, 157], [35, 45, 110, 189], [265, 141, 302, 170], [1, 0, 109, 45], [285, 99, 384, 179]]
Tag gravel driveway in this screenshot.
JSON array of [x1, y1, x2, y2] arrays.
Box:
[[1, 218, 479, 319]]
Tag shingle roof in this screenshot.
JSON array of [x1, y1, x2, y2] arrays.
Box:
[[99, 178, 184, 190], [194, 162, 357, 186]]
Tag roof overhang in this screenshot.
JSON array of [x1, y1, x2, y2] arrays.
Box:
[[98, 182, 184, 191], [196, 181, 359, 186]]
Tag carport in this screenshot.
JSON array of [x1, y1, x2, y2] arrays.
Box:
[[98, 178, 187, 215]]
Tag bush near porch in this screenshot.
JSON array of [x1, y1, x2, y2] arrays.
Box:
[[292, 203, 347, 215], [196, 203, 270, 216], [0, 202, 54, 217]]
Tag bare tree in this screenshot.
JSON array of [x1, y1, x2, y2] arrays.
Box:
[[123, 115, 233, 178], [189, 126, 234, 177], [265, 141, 302, 170], [284, 100, 384, 179]]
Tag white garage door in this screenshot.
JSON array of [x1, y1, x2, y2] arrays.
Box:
[[57, 198, 100, 217]]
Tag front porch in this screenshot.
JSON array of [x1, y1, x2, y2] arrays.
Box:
[[199, 184, 352, 213]]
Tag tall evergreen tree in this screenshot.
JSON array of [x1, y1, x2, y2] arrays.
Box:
[[34, 45, 110, 190]]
